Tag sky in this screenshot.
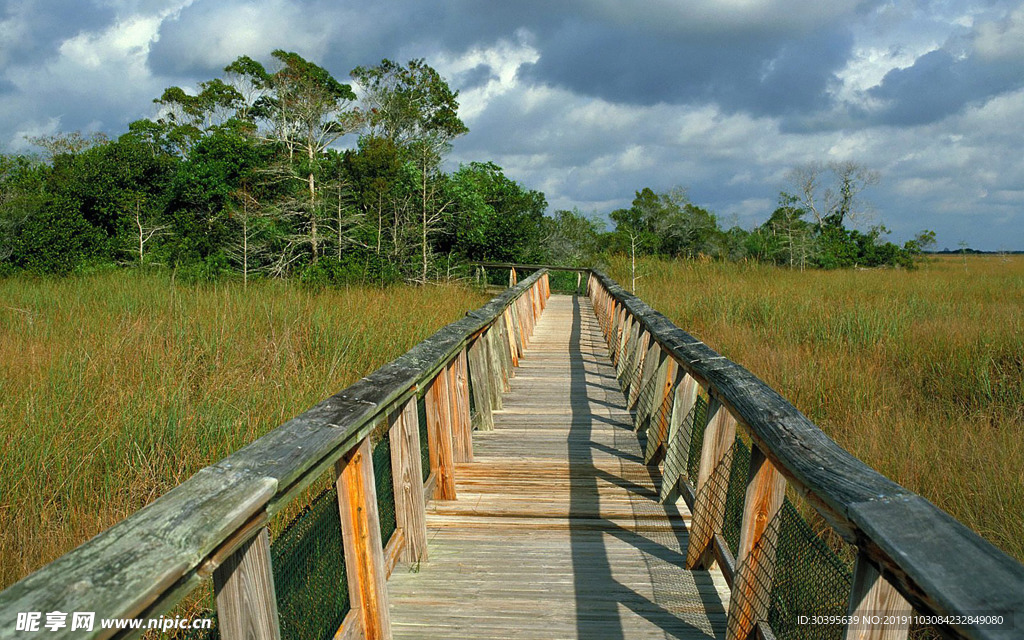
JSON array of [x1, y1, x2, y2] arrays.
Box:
[[2, 1, 1023, 250]]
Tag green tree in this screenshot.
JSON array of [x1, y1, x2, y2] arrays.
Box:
[[352, 59, 468, 281], [543, 209, 604, 267], [443, 162, 546, 264]]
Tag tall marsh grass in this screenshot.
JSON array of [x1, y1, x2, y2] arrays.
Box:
[[611, 255, 1024, 562], [0, 272, 488, 589]]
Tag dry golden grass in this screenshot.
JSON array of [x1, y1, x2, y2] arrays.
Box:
[[611, 254, 1024, 562], [0, 272, 488, 589]]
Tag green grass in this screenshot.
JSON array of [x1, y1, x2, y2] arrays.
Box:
[[0, 271, 488, 589], [611, 254, 1024, 563]]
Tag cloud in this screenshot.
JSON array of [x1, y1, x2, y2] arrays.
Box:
[[148, 0, 337, 77], [0, 0, 1021, 250], [974, 4, 1024, 61]]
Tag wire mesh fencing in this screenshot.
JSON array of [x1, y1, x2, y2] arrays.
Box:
[[722, 438, 752, 557], [271, 486, 351, 640], [417, 393, 430, 483], [372, 428, 397, 548]]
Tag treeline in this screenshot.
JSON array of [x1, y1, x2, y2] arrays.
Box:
[[0, 50, 933, 281], [550, 164, 935, 271], [0, 52, 551, 284]]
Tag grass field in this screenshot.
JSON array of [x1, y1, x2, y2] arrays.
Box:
[[610, 254, 1024, 563], [0, 272, 489, 590]]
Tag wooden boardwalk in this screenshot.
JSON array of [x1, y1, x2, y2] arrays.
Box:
[[389, 295, 730, 640]]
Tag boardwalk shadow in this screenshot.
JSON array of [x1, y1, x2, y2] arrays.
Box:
[[569, 296, 720, 640]]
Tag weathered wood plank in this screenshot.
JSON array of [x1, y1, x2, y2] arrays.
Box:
[[388, 398, 428, 564], [644, 357, 678, 465], [336, 438, 393, 640], [449, 350, 474, 464], [686, 399, 738, 570], [424, 369, 457, 501], [844, 553, 912, 640], [727, 444, 787, 640], [467, 337, 495, 432], [213, 527, 281, 640]]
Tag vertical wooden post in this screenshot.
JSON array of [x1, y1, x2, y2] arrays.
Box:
[[686, 398, 738, 570], [425, 368, 457, 500], [631, 341, 660, 414], [627, 331, 651, 407], [502, 308, 520, 367], [213, 528, 281, 640], [844, 555, 912, 640], [660, 372, 699, 504], [336, 439, 392, 640], [509, 301, 525, 357], [644, 357, 678, 465], [449, 349, 474, 463], [618, 318, 639, 381], [611, 307, 626, 364], [388, 398, 428, 563], [727, 444, 787, 640], [467, 337, 494, 431], [486, 324, 509, 402]]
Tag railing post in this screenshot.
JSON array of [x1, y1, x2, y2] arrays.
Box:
[[618, 317, 639, 382], [727, 444, 787, 640], [425, 367, 457, 500], [467, 336, 495, 431], [626, 330, 651, 407], [213, 527, 281, 640], [644, 356, 679, 465], [631, 341, 661, 414], [502, 307, 520, 368], [844, 554, 912, 640], [335, 439, 392, 640], [486, 323, 508, 404], [388, 398, 428, 563], [686, 397, 738, 570], [449, 349, 473, 463], [660, 372, 699, 504], [509, 299, 525, 356]]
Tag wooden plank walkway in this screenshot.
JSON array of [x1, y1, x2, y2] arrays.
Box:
[[388, 294, 730, 639]]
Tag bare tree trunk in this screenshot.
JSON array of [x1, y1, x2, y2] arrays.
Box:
[[136, 199, 144, 265], [421, 151, 428, 283]]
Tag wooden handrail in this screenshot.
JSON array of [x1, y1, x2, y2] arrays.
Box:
[[586, 268, 1024, 640], [0, 270, 552, 640]]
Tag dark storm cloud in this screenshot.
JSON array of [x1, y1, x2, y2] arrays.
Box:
[[148, 0, 858, 118], [868, 47, 1024, 125], [520, 16, 854, 117], [1, 1, 115, 66]]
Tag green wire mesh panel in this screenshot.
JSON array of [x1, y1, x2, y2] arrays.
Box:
[[272, 487, 350, 640], [417, 393, 430, 483], [174, 583, 219, 640], [372, 430, 397, 547], [466, 354, 477, 425], [722, 438, 752, 556], [766, 499, 853, 640], [685, 395, 709, 484]]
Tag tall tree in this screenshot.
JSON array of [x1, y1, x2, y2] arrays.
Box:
[[226, 51, 362, 268], [352, 59, 468, 281]]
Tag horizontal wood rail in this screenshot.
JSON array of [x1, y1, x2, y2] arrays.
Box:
[[585, 269, 1024, 640], [0, 271, 552, 640]]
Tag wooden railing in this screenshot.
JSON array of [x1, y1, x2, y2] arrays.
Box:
[[586, 269, 1024, 640], [0, 271, 552, 640]]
